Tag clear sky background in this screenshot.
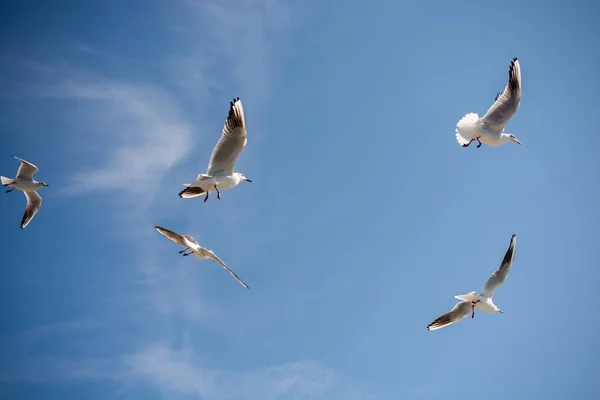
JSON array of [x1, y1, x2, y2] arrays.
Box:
[[1, 1, 599, 399]]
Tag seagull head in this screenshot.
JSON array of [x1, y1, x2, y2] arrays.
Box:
[[236, 172, 252, 183], [507, 134, 521, 145]]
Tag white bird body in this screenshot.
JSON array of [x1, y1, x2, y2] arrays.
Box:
[[179, 97, 252, 202], [181, 235, 221, 261], [455, 292, 497, 314], [455, 58, 523, 148], [182, 172, 247, 198], [6, 178, 46, 191], [455, 113, 516, 147], [1, 156, 49, 229], [427, 234, 517, 331]]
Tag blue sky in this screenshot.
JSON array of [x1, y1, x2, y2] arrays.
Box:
[[1, 0, 599, 399]]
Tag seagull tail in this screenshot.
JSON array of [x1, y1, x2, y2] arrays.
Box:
[[1, 176, 15, 186], [178, 185, 207, 199], [455, 112, 480, 146]]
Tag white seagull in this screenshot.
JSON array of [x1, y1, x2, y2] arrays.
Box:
[[179, 97, 252, 202], [455, 58, 523, 148], [427, 234, 517, 331], [155, 225, 249, 289], [1, 156, 49, 229]]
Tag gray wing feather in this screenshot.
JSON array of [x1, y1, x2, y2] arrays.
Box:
[[203, 249, 249, 289], [155, 226, 188, 247], [427, 301, 471, 331], [480, 58, 522, 133], [13, 156, 39, 180], [481, 234, 517, 298], [206, 97, 247, 176], [21, 191, 42, 229]]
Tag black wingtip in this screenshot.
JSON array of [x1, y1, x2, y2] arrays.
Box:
[[230, 97, 241, 108], [511, 233, 516, 238]]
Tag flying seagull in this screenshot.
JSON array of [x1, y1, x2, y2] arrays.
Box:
[[1, 156, 49, 229], [154, 225, 249, 289], [179, 97, 252, 202], [455, 58, 523, 148], [427, 234, 517, 331]]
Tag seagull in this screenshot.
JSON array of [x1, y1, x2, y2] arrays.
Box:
[[154, 225, 249, 289], [179, 97, 252, 202], [455, 58, 523, 148], [1, 156, 49, 229], [427, 234, 517, 331]]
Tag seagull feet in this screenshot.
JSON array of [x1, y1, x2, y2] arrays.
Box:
[[178, 248, 189, 254], [470, 300, 480, 318], [5, 188, 14, 193], [204, 191, 209, 203], [183, 252, 191, 257], [462, 139, 474, 147], [215, 185, 221, 200], [476, 138, 482, 148]]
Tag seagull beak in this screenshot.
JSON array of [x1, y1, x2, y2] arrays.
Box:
[[245, 178, 252, 183], [515, 139, 522, 145], [499, 310, 504, 313]]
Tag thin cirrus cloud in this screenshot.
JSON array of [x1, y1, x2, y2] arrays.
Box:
[[2, 346, 366, 400], [122, 343, 364, 400], [52, 77, 193, 198]]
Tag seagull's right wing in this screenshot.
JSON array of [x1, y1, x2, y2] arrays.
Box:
[[13, 156, 39, 181], [203, 249, 249, 289], [481, 234, 517, 298], [480, 58, 522, 133], [427, 301, 471, 331], [155, 226, 187, 247], [21, 191, 42, 229], [206, 97, 247, 176]]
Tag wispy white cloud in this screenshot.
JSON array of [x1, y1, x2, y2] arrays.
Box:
[[2, 348, 366, 400], [123, 343, 349, 400], [41, 76, 193, 199]]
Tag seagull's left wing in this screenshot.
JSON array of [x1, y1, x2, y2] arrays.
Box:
[[427, 301, 472, 331], [481, 234, 517, 298], [13, 156, 39, 181], [480, 58, 522, 133], [206, 97, 247, 176]]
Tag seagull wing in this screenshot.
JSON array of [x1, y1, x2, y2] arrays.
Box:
[[481, 234, 517, 298], [427, 301, 472, 331], [206, 97, 247, 176], [154, 226, 188, 248], [21, 191, 42, 229], [203, 248, 249, 289], [13, 156, 39, 180], [480, 58, 522, 133]]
